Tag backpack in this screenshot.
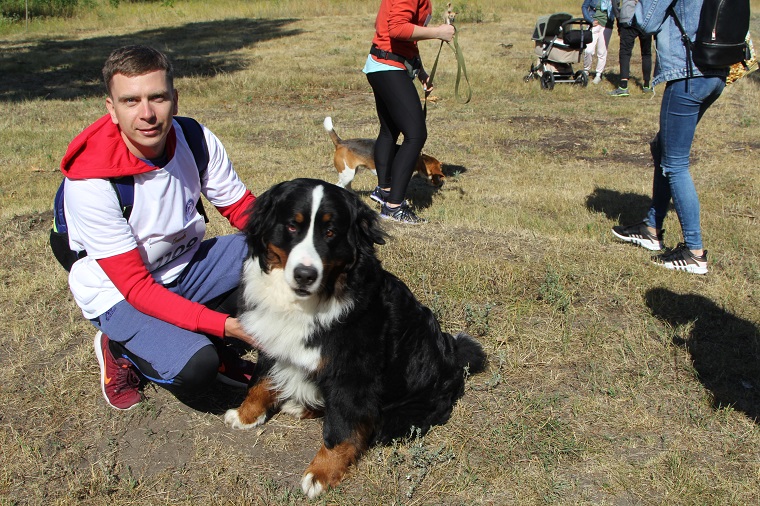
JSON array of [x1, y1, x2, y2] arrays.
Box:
[[670, 0, 751, 69], [616, 0, 637, 27], [50, 116, 209, 272]]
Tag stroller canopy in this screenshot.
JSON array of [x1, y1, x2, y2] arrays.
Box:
[[532, 12, 573, 41]]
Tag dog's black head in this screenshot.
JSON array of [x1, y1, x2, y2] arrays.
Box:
[[243, 178, 386, 298]]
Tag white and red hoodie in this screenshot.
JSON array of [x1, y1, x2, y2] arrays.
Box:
[[60, 114, 255, 338]]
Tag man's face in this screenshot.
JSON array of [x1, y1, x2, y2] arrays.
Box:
[[105, 70, 178, 160]]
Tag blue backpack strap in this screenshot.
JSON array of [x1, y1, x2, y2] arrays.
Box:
[[53, 179, 67, 233], [174, 116, 209, 221], [111, 176, 135, 220], [174, 116, 209, 177], [56, 176, 136, 225]]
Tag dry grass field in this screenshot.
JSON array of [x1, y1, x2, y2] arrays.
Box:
[[1, 0, 760, 504]]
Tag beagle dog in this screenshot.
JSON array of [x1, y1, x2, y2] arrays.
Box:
[[323, 117, 445, 190]]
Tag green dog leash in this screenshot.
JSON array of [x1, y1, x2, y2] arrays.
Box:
[[425, 10, 472, 115]]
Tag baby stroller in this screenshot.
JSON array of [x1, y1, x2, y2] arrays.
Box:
[[524, 12, 592, 90]]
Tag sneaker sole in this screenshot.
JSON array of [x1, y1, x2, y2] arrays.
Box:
[[369, 194, 385, 205], [651, 258, 708, 275], [379, 214, 426, 225], [611, 229, 663, 251], [93, 331, 140, 411]]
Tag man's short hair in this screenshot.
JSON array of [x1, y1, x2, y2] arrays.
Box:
[[102, 45, 174, 96]]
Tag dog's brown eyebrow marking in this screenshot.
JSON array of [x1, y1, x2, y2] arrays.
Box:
[[321, 213, 332, 222], [267, 244, 288, 269], [294, 213, 305, 223]]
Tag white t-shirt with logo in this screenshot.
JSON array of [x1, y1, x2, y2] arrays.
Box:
[[64, 121, 247, 319]]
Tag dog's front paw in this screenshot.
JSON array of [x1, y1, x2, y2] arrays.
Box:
[[300, 442, 357, 499], [223, 408, 266, 430], [301, 472, 326, 499]]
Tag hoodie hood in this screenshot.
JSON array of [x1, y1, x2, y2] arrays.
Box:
[[60, 114, 177, 180]]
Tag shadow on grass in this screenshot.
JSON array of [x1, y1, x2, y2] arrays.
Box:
[[441, 162, 467, 179], [0, 18, 301, 102], [406, 162, 468, 210], [646, 287, 760, 422], [602, 70, 650, 90], [175, 382, 248, 415], [355, 162, 468, 211], [585, 186, 653, 224]]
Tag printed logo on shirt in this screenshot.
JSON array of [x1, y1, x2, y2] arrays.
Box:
[[142, 217, 205, 272], [185, 198, 196, 221]]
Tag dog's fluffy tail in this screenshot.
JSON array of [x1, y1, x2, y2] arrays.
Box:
[[453, 332, 487, 374], [323, 116, 342, 147]]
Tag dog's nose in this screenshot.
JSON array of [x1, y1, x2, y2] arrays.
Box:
[[293, 264, 318, 287]]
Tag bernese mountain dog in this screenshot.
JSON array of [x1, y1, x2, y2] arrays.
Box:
[[224, 178, 486, 499]]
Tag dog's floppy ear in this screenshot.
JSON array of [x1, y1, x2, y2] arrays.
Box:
[[345, 190, 386, 256], [244, 181, 288, 271], [359, 204, 387, 247]]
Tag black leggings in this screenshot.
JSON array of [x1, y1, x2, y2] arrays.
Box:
[[111, 340, 218, 396], [366, 70, 427, 205], [618, 24, 653, 84]]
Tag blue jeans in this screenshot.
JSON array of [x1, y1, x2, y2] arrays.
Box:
[[645, 76, 725, 251]]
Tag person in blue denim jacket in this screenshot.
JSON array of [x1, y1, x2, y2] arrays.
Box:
[[611, 0, 729, 274], [582, 0, 616, 84]]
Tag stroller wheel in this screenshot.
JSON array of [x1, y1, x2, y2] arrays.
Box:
[[524, 73, 534, 82], [574, 70, 589, 87], [540, 72, 555, 90]]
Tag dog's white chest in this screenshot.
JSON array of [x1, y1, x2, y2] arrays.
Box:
[[240, 258, 338, 372], [241, 307, 322, 371]]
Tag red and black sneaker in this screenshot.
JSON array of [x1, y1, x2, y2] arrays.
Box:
[[93, 331, 143, 410], [214, 341, 256, 389]]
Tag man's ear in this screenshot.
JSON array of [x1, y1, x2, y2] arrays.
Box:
[[105, 96, 118, 125], [172, 89, 179, 115]]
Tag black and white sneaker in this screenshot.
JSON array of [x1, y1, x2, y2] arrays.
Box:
[[651, 243, 708, 275], [612, 222, 664, 251], [380, 202, 426, 224], [370, 186, 390, 205]]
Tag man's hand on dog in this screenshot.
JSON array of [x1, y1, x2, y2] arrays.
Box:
[[225, 317, 259, 349]]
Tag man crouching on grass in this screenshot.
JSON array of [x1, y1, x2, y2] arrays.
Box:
[[59, 45, 259, 410]]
